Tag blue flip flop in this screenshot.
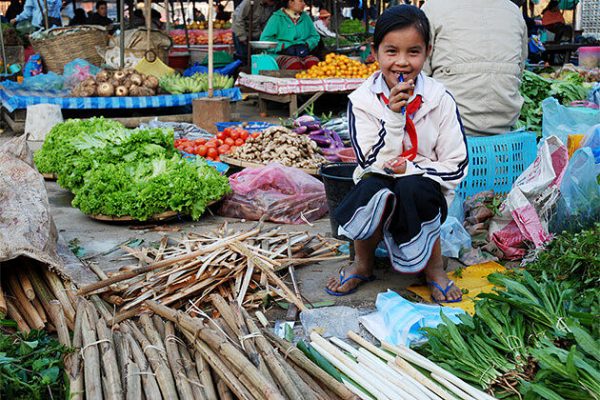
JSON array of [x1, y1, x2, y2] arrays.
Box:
[[325, 269, 376, 297], [429, 280, 463, 304]]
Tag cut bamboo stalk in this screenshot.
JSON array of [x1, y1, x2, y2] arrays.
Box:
[[6, 297, 30, 333], [126, 362, 143, 400], [431, 374, 477, 400], [32, 298, 47, 323], [139, 314, 167, 361], [0, 284, 7, 318], [394, 357, 455, 400], [178, 344, 207, 400], [243, 309, 304, 400], [107, 307, 141, 326], [165, 321, 195, 400], [67, 299, 85, 400], [274, 350, 321, 400], [194, 350, 217, 399], [41, 268, 76, 324], [122, 324, 163, 400], [216, 376, 235, 400], [7, 273, 45, 329], [289, 361, 336, 400], [81, 308, 103, 400], [146, 299, 285, 400], [28, 269, 73, 330], [127, 321, 178, 400], [263, 330, 356, 400], [17, 270, 36, 300], [382, 341, 495, 400], [152, 314, 166, 339], [64, 281, 80, 308], [229, 241, 306, 311], [184, 333, 254, 400], [85, 300, 100, 326], [48, 300, 71, 347], [96, 318, 124, 400], [355, 350, 418, 400], [78, 228, 261, 295], [90, 294, 115, 322]]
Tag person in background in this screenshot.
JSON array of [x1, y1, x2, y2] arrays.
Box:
[[422, 0, 527, 136], [5, 0, 24, 22], [193, 8, 206, 22], [542, 0, 572, 43], [11, 0, 62, 28], [69, 8, 88, 25], [314, 9, 336, 38], [326, 5, 467, 302], [259, 0, 321, 70], [88, 0, 113, 26], [216, 2, 231, 20], [232, 0, 276, 63]]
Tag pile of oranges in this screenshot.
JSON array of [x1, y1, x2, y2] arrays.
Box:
[[296, 54, 379, 80]]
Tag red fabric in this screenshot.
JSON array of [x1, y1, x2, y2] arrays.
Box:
[[379, 94, 423, 161], [542, 10, 565, 26], [276, 55, 320, 70]]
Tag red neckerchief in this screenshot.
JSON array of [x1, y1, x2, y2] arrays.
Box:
[[379, 93, 423, 161]]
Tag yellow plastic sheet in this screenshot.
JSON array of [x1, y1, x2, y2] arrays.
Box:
[[135, 56, 175, 79], [407, 261, 506, 315]]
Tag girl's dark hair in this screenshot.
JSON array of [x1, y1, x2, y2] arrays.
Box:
[[373, 5, 431, 50], [543, 0, 559, 13]]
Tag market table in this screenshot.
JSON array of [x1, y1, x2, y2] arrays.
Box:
[[0, 85, 242, 131], [236, 72, 365, 116]]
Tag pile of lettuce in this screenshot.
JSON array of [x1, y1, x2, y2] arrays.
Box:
[[34, 117, 230, 220], [517, 70, 591, 134]]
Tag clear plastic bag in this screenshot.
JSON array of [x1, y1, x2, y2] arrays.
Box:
[[542, 97, 600, 145], [440, 216, 472, 258], [550, 147, 600, 233], [63, 59, 101, 89], [218, 163, 328, 224]]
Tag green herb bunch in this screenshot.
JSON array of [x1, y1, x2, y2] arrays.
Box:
[[0, 330, 69, 400]]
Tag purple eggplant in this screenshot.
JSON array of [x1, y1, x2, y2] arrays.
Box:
[[301, 122, 322, 131], [324, 153, 341, 162], [293, 125, 309, 134], [294, 115, 318, 127], [309, 133, 333, 146]]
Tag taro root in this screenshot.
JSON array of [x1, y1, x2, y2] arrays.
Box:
[[143, 76, 159, 90], [97, 82, 115, 97], [114, 70, 126, 81], [130, 73, 143, 86], [96, 70, 110, 82], [115, 86, 129, 97]]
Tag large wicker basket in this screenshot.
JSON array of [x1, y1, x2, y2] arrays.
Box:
[[30, 25, 109, 73]]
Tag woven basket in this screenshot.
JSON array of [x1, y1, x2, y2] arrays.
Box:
[[31, 25, 109, 73]]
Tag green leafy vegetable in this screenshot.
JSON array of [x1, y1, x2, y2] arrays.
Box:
[[0, 330, 69, 400], [72, 155, 230, 220]]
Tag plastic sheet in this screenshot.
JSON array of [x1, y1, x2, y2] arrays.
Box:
[[542, 97, 600, 145], [218, 163, 328, 224], [63, 59, 101, 88], [440, 216, 472, 259]]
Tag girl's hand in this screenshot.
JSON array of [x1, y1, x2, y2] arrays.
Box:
[[388, 79, 415, 114], [383, 156, 407, 174]]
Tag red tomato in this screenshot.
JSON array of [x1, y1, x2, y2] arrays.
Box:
[[207, 148, 218, 158], [251, 132, 260, 139], [195, 138, 207, 145], [216, 131, 226, 140], [239, 130, 249, 140], [235, 138, 244, 146], [224, 137, 235, 146], [197, 145, 208, 157], [217, 139, 224, 146], [217, 144, 230, 154], [223, 127, 233, 136], [229, 130, 240, 140], [205, 141, 218, 148], [215, 155, 221, 161]]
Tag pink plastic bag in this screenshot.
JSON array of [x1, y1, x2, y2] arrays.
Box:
[[218, 163, 328, 224], [488, 136, 569, 260]]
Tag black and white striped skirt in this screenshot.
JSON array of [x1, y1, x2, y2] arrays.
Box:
[[334, 174, 447, 273]]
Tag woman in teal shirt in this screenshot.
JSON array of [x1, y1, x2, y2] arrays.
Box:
[[260, 0, 321, 70]]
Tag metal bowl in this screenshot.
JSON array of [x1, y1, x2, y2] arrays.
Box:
[[250, 41, 278, 50]]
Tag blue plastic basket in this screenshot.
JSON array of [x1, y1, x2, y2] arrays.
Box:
[[455, 131, 538, 200], [215, 121, 275, 133]]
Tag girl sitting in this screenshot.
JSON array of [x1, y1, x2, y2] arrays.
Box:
[[326, 5, 468, 303]]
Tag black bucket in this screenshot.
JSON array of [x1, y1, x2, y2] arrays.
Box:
[[319, 162, 357, 239]]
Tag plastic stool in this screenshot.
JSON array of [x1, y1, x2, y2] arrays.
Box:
[[251, 54, 279, 75]]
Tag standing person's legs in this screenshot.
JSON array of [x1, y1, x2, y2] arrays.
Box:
[[233, 33, 249, 64]]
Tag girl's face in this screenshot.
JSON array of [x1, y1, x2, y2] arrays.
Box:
[[288, 0, 305, 13], [374, 25, 431, 91]]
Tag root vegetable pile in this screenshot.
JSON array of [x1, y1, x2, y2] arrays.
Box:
[[230, 126, 327, 169], [71, 69, 159, 97]]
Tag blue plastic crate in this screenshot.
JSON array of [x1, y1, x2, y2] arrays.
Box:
[[455, 131, 538, 200], [215, 121, 274, 133]]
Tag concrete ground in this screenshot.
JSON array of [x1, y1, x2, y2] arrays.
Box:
[[2, 96, 455, 321]]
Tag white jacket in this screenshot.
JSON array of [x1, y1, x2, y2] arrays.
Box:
[[422, 0, 528, 136], [348, 72, 468, 205]]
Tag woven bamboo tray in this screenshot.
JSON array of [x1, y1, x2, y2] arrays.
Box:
[[220, 155, 321, 176], [88, 210, 180, 223], [31, 26, 108, 73]]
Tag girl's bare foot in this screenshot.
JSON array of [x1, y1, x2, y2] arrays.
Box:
[[424, 239, 462, 302], [326, 261, 375, 295]]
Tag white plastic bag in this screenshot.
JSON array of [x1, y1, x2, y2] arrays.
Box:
[[25, 104, 63, 142], [488, 136, 569, 259], [440, 216, 471, 258]]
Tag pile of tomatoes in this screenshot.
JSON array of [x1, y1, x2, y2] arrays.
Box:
[[174, 127, 258, 162]]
